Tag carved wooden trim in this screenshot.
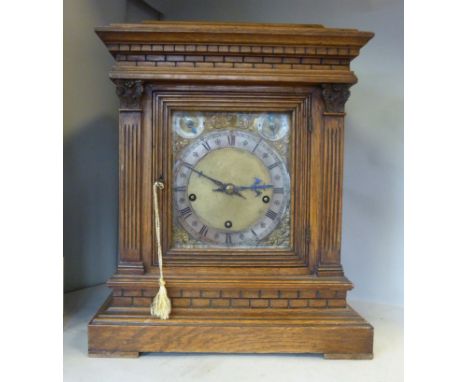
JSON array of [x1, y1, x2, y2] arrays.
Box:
[[117, 261, 144, 275], [115, 79, 144, 109], [321, 84, 351, 113], [118, 109, 143, 272], [111, 287, 348, 309], [95, 21, 374, 55], [114, 80, 146, 272], [113, 52, 350, 72], [107, 43, 362, 58], [317, 113, 345, 277], [98, 26, 373, 86], [148, 87, 311, 269]]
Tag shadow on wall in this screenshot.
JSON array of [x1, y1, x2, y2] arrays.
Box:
[[341, 84, 404, 305], [64, 116, 119, 292]]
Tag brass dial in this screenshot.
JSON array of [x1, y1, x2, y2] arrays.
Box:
[[173, 130, 289, 246]]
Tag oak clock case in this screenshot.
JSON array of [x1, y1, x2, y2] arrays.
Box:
[[89, 21, 374, 359]]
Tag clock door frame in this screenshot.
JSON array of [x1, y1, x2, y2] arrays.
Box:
[[137, 84, 325, 275]]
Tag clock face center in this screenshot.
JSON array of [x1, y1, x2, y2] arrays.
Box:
[[187, 146, 272, 232], [225, 184, 235, 194]]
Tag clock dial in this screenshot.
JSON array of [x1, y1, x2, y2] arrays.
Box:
[[256, 113, 289, 141], [173, 130, 290, 246], [173, 112, 205, 138]]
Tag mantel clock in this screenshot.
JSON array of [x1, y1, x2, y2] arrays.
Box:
[[89, 21, 374, 359]]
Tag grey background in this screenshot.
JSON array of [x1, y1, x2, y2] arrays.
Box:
[[64, 0, 403, 306]]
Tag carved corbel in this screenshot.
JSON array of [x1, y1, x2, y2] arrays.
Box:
[[115, 79, 145, 109], [321, 84, 351, 113]]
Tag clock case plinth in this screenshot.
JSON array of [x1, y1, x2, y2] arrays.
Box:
[[89, 21, 374, 359]]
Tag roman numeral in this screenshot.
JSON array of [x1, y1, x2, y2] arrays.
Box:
[[266, 209, 277, 220], [179, 206, 192, 219], [201, 141, 211, 151], [268, 162, 280, 170], [182, 162, 194, 170], [199, 224, 208, 237], [174, 186, 187, 192], [225, 233, 232, 245], [252, 139, 262, 153], [227, 134, 236, 146], [273, 187, 284, 194], [250, 229, 258, 237]]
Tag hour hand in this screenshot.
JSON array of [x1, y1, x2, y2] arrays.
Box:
[[232, 189, 246, 199], [212, 185, 246, 199]]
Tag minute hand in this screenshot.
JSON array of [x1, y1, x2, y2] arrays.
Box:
[[182, 163, 225, 187]]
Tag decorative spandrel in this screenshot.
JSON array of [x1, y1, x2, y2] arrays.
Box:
[[171, 111, 291, 249]]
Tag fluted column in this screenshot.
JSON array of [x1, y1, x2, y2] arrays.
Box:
[[115, 80, 145, 274], [317, 84, 350, 277]]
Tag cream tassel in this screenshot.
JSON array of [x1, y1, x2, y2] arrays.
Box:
[[150, 278, 171, 319], [150, 181, 172, 320]]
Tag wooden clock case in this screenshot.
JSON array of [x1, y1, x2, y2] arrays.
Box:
[[88, 21, 374, 359]]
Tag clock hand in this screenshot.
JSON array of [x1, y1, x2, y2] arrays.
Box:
[[237, 177, 274, 196], [184, 164, 267, 200], [182, 163, 225, 187], [183, 162, 246, 199], [214, 178, 273, 198], [231, 189, 246, 199], [238, 184, 274, 191], [212, 185, 246, 199]]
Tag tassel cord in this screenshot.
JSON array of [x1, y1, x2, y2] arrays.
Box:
[[153, 181, 165, 282], [150, 181, 171, 320]]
